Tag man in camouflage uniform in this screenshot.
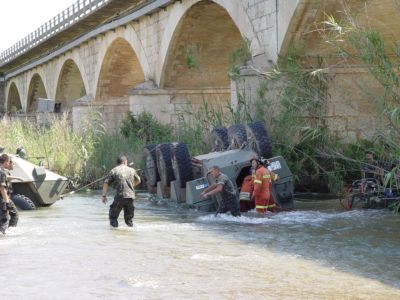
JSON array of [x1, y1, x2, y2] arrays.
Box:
[[200, 165, 241, 217], [101, 155, 141, 228], [0, 154, 20, 234], [5, 158, 20, 227]]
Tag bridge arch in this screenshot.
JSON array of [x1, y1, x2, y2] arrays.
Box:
[[6, 82, 22, 114], [26, 73, 48, 113], [55, 58, 87, 112], [95, 36, 145, 103], [157, 0, 263, 86]]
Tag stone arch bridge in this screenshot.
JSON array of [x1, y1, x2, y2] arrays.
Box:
[[0, 0, 395, 137]]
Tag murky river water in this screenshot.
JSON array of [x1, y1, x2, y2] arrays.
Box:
[[1, 192, 399, 299]]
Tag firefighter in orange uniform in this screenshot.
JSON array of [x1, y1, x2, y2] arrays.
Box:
[[250, 156, 279, 214], [239, 171, 255, 212]]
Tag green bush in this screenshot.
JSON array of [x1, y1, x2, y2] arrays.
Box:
[[120, 111, 173, 144]]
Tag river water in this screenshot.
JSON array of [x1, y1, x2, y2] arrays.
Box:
[[0, 192, 399, 299]]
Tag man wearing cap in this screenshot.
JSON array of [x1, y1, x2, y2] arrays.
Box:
[[250, 156, 279, 214], [101, 155, 141, 228], [200, 165, 241, 217]]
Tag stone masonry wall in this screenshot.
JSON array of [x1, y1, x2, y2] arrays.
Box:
[[0, 81, 5, 112], [243, 0, 277, 61]]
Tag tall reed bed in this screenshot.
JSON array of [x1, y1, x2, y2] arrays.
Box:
[[1, 115, 86, 181], [0, 113, 147, 186]]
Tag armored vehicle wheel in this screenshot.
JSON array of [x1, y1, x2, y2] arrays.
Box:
[[245, 121, 272, 158], [172, 143, 193, 188], [11, 194, 36, 210], [210, 127, 229, 151], [228, 124, 247, 149], [143, 144, 160, 187], [156, 143, 175, 187]]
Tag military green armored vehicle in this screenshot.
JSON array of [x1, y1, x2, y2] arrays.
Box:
[[143, 121, 294, 213], [8, 154, 69, 210]]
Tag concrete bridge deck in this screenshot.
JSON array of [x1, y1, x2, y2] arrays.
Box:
[[0, 0, 149, 72]]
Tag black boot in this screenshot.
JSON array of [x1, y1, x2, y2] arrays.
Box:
[[110, 219, 118, 228]]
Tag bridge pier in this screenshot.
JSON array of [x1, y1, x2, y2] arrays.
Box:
[[0, 81, 4, 114], [72, 97, 130, 133], [231, 52, 276, 121], [129, 83, 230, 125], [231, 67, 264, 116]]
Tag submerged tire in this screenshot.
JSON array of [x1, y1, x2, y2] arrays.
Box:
[[227, 124, 247, 149], [245, 121, 273, 158], [210, 127, 229, 151], [172, 143, 193, 188], [143, 144, 160, 187], [11, 194, 36, 210], [156, 143, 175, 187]]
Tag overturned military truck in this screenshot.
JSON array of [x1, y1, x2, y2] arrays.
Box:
[[143, 122, 295, 213], [8, 155, 69, 210]]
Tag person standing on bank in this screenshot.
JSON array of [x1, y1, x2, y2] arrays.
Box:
[[101, 155, 141, 228], [200, 166, 241, 217]]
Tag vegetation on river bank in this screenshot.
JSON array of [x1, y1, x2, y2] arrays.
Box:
[[0, 114, 145, 187]]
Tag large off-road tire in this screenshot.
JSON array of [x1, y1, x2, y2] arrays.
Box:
[[228, 124, 247, 149], [143, 144, 160, 187], [10, 194, 36, 210], [210, 127, 229, 151], [172, 143, 193, 188], [156, 143, 175, 187], [245, 121, 273, 158]]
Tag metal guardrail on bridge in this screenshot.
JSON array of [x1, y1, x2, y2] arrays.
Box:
[[0, 0, 112, 67]]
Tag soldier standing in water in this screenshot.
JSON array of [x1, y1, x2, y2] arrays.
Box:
[[0, 154, 21, 234], [101, 155, 141, 228]]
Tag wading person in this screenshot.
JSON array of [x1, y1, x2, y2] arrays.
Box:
[[251, 156, 279, 214], [5, 158, 21, 228], [200, 166, 241, 217], [0, 154, 20, 234], [101, 155, 141, 228], [238, 168, 255, 212]]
